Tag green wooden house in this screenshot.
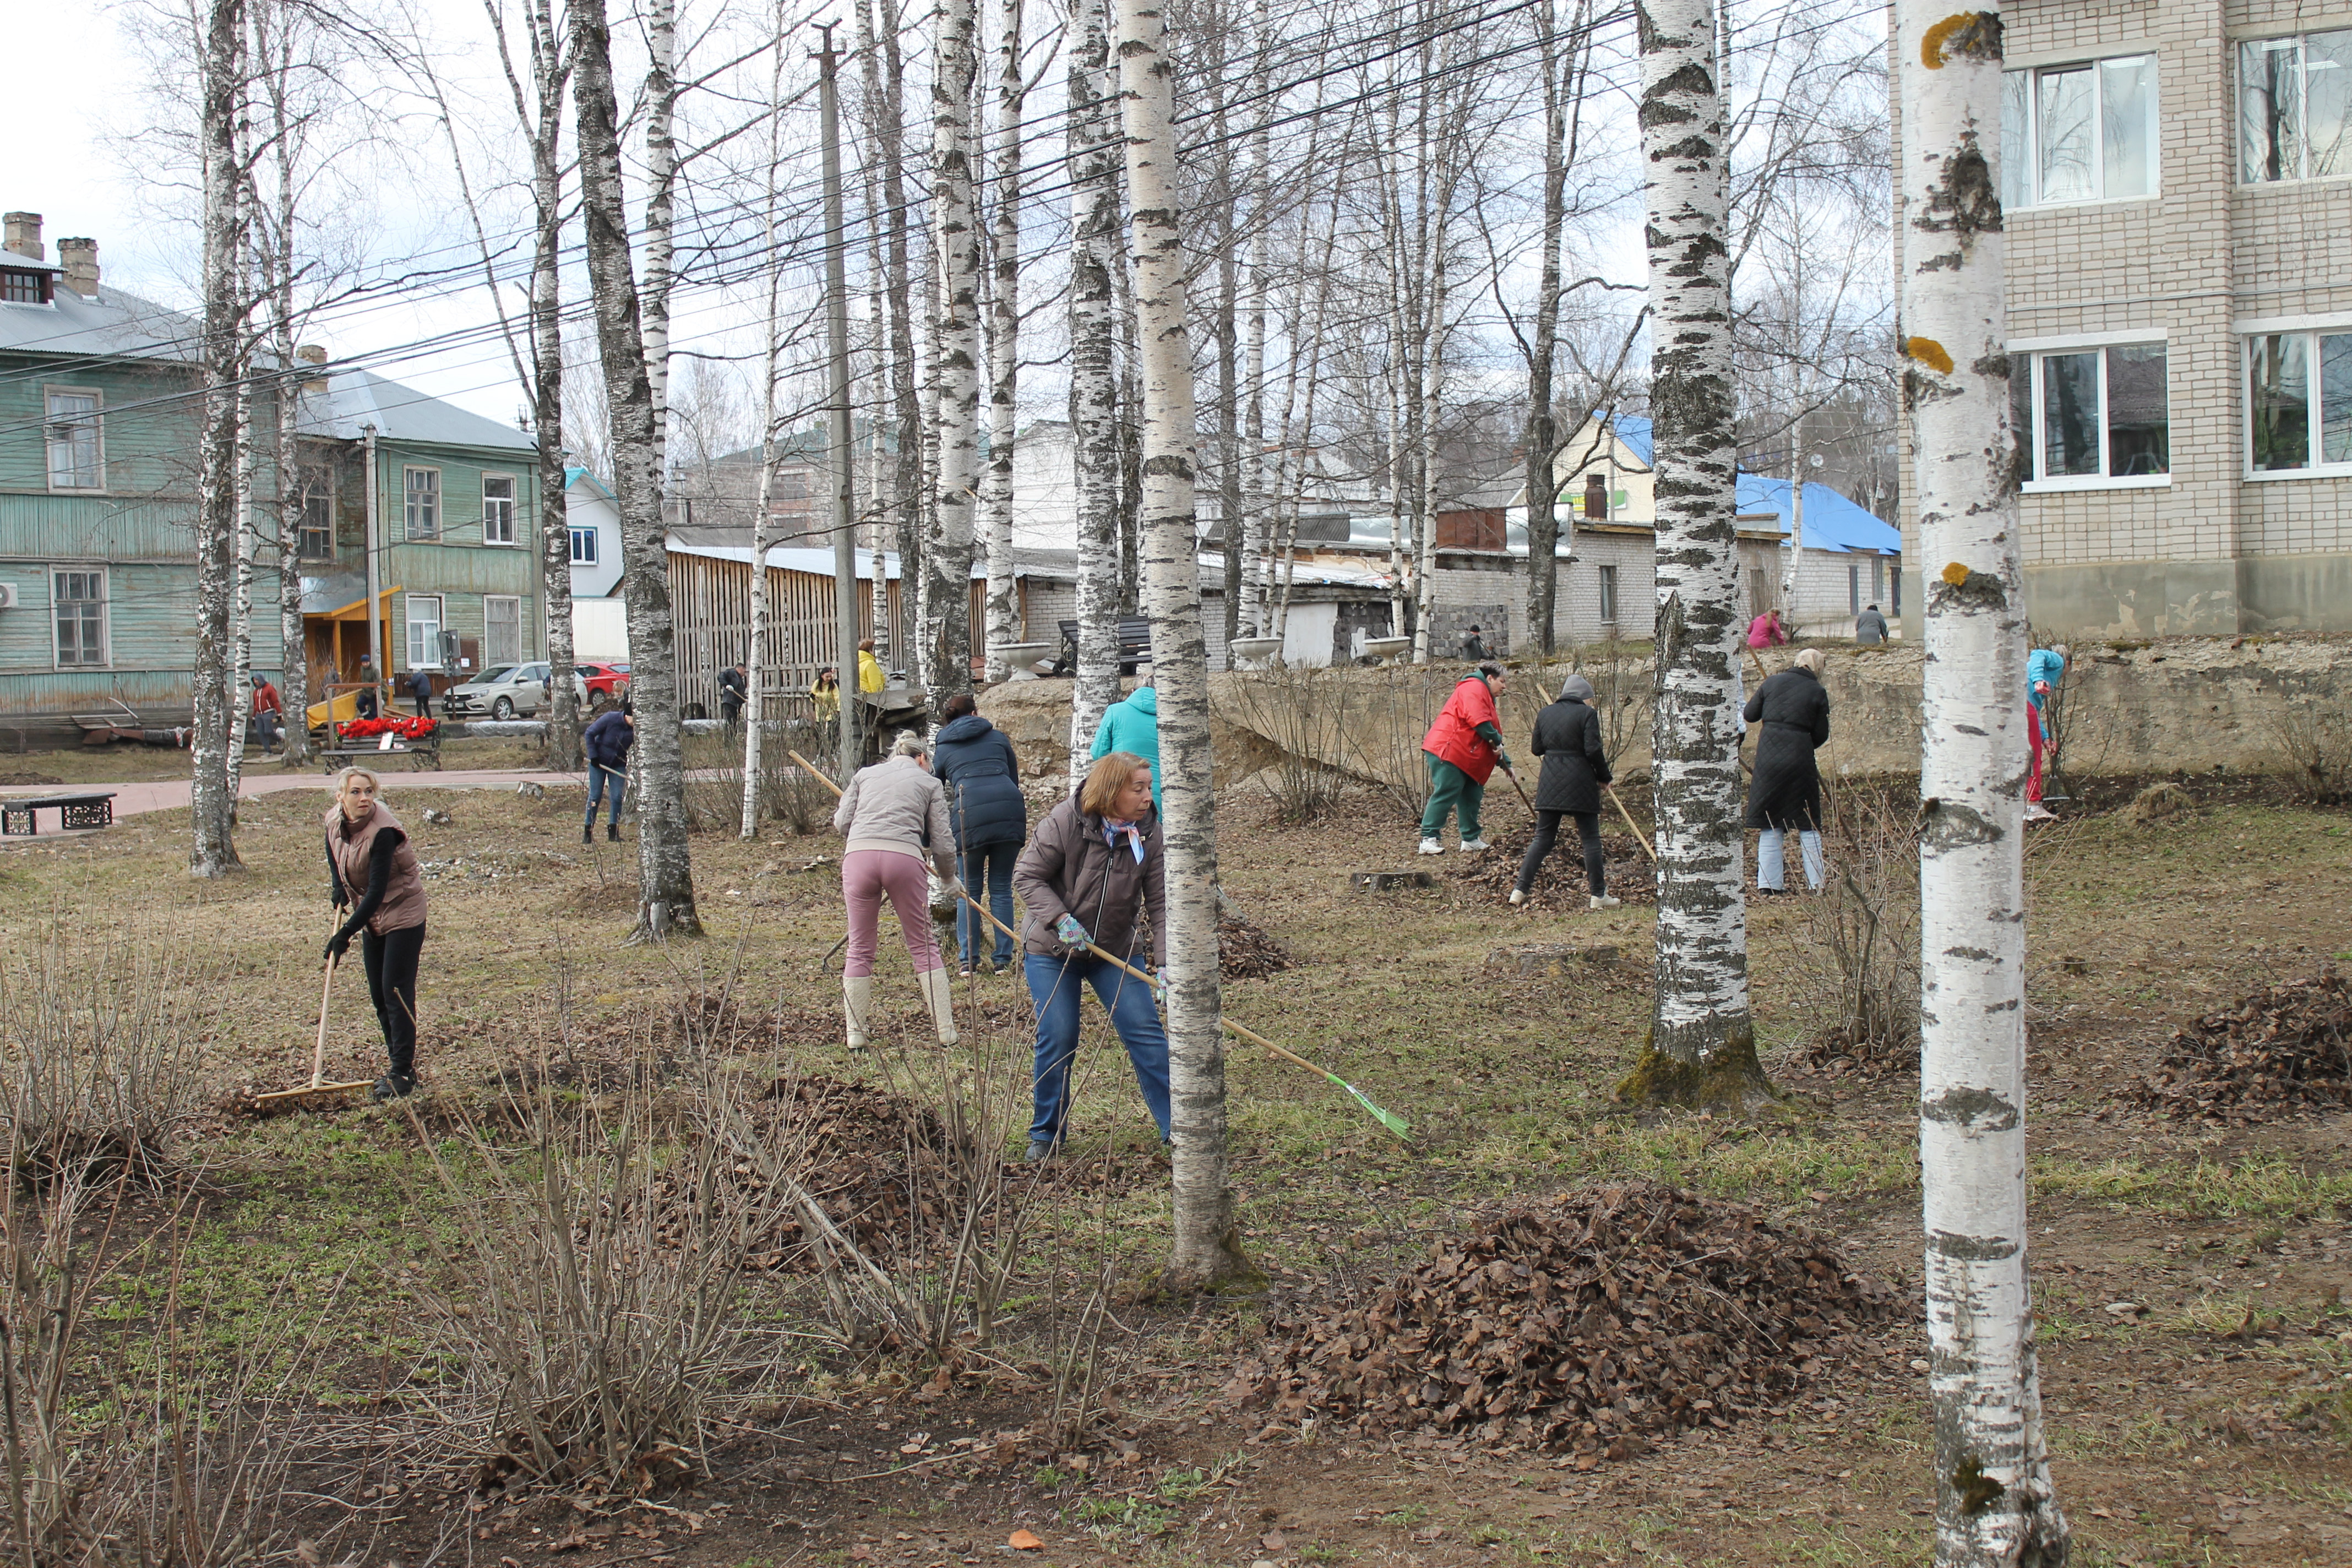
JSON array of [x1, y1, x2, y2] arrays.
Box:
[[0, 212, 545, 747]]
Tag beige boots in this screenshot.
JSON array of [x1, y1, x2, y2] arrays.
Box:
[[842, 971, 961, 1049], [842, 976, 873, 1050], [915, 967, 959, 1046]]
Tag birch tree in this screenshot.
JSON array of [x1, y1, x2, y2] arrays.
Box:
[[573, 0, 701, 938], [1066, 0, 1122, 787], [857, 0, 924, 623], [1898, 7, 2070, 1562], [743, 21, 787, 840], [922, 0, 982, 701], [641, 0, 679, 478], [1118, 0, 1255, 1292], [189, 0, 247, 879], [254, 0, 311, 769], [978, 0, 1023, 684], [1619, 0, 1771, 1110]]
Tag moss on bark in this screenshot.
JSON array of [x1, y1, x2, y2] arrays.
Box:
[[1614, 1021, 1791, 1118], [1144, 1226, 1267, 1299]]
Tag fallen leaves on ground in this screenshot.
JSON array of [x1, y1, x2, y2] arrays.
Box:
[[1219, 911, 1295, 979], [2132, 972, 2352, 1124], [1443, 820, 1656, 909]]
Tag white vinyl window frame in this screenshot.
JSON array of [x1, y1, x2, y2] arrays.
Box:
[[2241, 322, 2352, 479], [43, 386, 105, 492], [50, 565, 110, 669], [483, 594, 524, 666], [2239, 29, 2352, 186], [2002, 52, 2162, 210], [2011, 339, 2175, 493], [481, 472, 519, 546], [569, 525, 600, 565], [405, 592, 445, 669], [402, 465, 442, 541]]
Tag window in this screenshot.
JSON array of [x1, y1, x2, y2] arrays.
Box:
[[298, 467, 335, 559], [404, 467, 440, 540], [482, 475, 518, 545], [405, 594, 444, 669], [53, 569, 108, 666], [45, 390, 102, 489], [2010, 343, 2170, 486], [2241, 30, 2352, 184], [2001, 55, 2158, 208], [2247, 330, 2352, 473], [1871, 556, 1886, 605], [1597, 564, 1618, 623], [569, 525, 600, 565], [484, 595, 522, 666], [1847, 563, 1862, 616], [2, 268, 50, 304]]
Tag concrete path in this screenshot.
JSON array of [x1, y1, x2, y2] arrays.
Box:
[[0, 766, 587, 842]]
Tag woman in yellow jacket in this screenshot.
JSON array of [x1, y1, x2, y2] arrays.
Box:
[[856, 638, 887, 694], [810, 666, 842, 723]]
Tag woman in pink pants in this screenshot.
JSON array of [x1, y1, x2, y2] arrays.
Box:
[[832, 734, 966, 1048]]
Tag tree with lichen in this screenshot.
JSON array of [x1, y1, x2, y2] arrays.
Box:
[[1897, 7, 2070, 1565], [1617, 0, 1775, 1113]]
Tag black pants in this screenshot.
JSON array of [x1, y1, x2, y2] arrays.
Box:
[[1517, 810, 1605, 896], [413, 692, 433, 720], [361, 924, 426, 1078]]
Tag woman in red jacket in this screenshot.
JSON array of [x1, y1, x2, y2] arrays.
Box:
[[1418, 662, 1512, 854]]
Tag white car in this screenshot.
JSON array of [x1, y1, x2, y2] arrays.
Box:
[[442, 661, 588, 720]]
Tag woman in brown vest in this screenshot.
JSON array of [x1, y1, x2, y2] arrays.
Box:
[[323, 767, 429, 1099]]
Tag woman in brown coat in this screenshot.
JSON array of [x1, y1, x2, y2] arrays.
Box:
[[323, 767, 429, 1099]]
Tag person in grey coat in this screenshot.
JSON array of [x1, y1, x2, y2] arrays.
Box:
[[1512, 675, 1620, 909], [1744, 647, 1831, 893], [1854, 603, 1888, 644]]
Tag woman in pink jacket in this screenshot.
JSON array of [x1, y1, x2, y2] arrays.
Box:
[[832, 734, 966, 1049], [1417, 662, 1512, 855]]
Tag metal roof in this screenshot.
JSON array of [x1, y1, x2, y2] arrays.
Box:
[[0, 282, 201, 361], [295, 367, 536, 453]]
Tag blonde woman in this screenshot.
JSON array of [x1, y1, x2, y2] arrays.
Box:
[[322, 767, 429, 1099], [831, 734, 965, 1047]]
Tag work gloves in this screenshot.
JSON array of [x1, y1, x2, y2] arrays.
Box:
[[325, 929, 352, 962], [1053, 913, 1092, 950], [1152, 968, 1170, 1008], [1498, 752, 1516, 773]]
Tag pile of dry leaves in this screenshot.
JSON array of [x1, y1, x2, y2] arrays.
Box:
[[1226, 1182, 1892, 1460], [1445, 819, 1656, 910], [2132, 972, 2352, 1124], [1219, 911, 1295, 979]]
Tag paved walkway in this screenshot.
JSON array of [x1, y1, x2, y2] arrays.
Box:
[[0, 766, 589, 841]]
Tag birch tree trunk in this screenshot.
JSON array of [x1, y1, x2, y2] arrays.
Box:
[[923, 0, 982, 701], [1118, 0, 1257, 1293], [641, 0, 678, 481], [859, 0, 924, 634], [258, 8, 307, 769], [523, 0, 581, 771], [189, 0, 246, 879], [226, 371, 256, 811], [1112, 248, 1144, 618], [1899, 9, 2070, 1564], [573, 0, 701, 939], [1619, 0, 1770, 1109], [1066, 0, 1121, 790], [1239, 0, 1271, 635], [1523, 0, 1572, 656], [979, 0, 1023, 685], [744, 29, 787, 840]]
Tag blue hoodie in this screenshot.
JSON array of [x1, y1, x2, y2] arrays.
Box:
[[2027, 647, 2066, 709], [1088, 687, 1161, 813]]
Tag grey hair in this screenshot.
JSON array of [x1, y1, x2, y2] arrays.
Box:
[[890, 732, 928, 759]]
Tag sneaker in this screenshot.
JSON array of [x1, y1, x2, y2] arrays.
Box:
[[2024, 802, 2057, 823], [1024, 1139, 1056, 1164], [1508, 888, 1527, 906], [1590, 894, 1621, 910], [1458, 838, 1490, 853], [992, 957, 1011, 975], [370, 1072, 418, 1102], [1417, 837, 1445, 856]]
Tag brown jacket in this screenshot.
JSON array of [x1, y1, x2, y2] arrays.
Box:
[[323, 801, 427, 935], [1012, 797, 1166, 963]]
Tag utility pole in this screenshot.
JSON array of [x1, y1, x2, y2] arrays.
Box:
[[819, 23, 863, 777], [363, 423, 383, 703]]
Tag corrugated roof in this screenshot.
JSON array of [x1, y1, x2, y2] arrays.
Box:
[[1611, 414, 1653, 466], [1733, 475, 1901, 554], [665, 536, 987, 581], [297, 367, 536, 453], [0, 282, 201, 361]]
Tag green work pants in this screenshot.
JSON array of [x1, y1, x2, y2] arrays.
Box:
[[1420, 753, 1484, 842]]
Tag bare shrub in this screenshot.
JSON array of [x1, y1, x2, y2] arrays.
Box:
[[1218, 664, 1351, 823], [2266, 703, 2352, 804], [0, 932, 211, 1185], [1328, 663, 1451, 822], [1505, 631, 1654, 774], [679, 722, 838, 832], [1793, 782, 1921, 1072]]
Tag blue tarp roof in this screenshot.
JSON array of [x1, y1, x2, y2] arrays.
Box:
[[1733, 474, 1901, 554]]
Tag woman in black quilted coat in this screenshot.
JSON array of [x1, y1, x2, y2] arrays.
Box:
[[1743, 647, 1831, 893], [1511, 675, 1620, 910]]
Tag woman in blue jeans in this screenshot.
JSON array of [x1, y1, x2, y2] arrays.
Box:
[[1010, 753, 1170, 1163], [930, 692, 1027, 974]]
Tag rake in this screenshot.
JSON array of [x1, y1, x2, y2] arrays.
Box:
[[253, 946, 374, 1107], [786, 748, 1411, 1141]]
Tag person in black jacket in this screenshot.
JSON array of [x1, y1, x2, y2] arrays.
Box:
[[1512, 674, 1620, 910], [1744, 647, 1831, 893], [582, 704, 634, 844], [717, 661, 749, 728], [931, 692, 1027, 973]]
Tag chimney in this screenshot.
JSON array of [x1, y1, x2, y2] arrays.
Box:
[[295, 343, 330, 396], [56, 237, 97, 298], [2, 212, 41, 262]]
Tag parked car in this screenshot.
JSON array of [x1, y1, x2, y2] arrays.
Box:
[[579, 662, 631, 699], [442, 661, 587, 720]]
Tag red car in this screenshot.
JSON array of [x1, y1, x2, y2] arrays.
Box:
[[578, 662, 631, 700]]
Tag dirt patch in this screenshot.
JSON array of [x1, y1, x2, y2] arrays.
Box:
[[0, 771, 64, 786], [1228, 1181, 1893, 1460], [2131, 972, 2352, 1125], [1442, 818, 1656, 908]]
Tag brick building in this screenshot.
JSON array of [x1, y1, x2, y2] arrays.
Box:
[[1898, 2, 2352, 637]]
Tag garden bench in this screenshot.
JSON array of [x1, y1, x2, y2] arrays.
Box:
[[0, 792, 118, 836]]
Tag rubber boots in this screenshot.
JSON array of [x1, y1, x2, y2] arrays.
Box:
[[842, 976, 873, 1050], [915, 967, 959, 1047]]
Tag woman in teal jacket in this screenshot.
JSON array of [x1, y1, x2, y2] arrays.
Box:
[[1088, 682, 1161, 813]]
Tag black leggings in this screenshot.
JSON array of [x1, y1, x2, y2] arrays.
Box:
[[361, 924, 426, 1077], [1517, 810, 1605, 896]]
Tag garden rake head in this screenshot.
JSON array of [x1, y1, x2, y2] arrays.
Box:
[[252, 953, 374, 1108]]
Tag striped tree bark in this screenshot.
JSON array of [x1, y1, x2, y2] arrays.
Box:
[[923, 0, 982, 701], [1620, 0, 1770, 1109], [978, 0, 1023, 685], [1898, 9, 2070, 1564], [1118, 0, 1257, 1292], [1066, 0, 1121, 792], [188, 0, 246, 879]]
